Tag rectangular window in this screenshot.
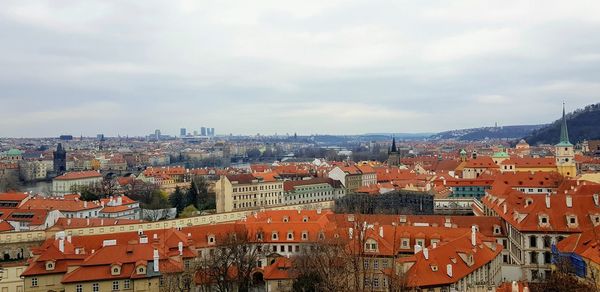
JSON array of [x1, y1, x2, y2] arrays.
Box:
[[373, 259, 379, 269], [32, 278, 38, 287], [530, 236, 537, 248], [93, 283, 99, 292], [76, 284, 83, 292], [124, 279, 131, 289], [373, 278, 379, 287], [113, 281, 119, 291], [363, 259, 369, 269]]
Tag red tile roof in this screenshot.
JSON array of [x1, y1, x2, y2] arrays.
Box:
[[54, 171, 102, 180]]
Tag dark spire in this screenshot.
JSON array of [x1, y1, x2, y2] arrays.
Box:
[[390, 137, 397, 153], [558, 102, 571, 145]]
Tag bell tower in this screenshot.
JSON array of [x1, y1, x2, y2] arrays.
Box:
[[555, 103, 576, 178], [388, 137, 400, 167]]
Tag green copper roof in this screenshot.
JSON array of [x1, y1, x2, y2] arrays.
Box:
[[492, 151, 509, 158], [557, 103, 572, 146], [6, 148, 22, 155], [459, 149, 467, 155]]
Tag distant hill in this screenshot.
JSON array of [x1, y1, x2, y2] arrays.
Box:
[[524, 103, 600, 145], [430, 125, 545, 141]]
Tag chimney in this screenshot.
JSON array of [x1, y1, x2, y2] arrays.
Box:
[[432, 241, 437, 249], [153, 233, 158, 241], [86, 218, 90, 226], [316, 207, 322, 214], [153, 249, 159, 272], [100, 219, 104, 226], [67, 235, 72, 243], [349, 228, 353, 239], [446, 264, 453, 277], [423, 248, 429, 260], [471, 226, 477, 246], [59, 239, 65, 253], [512, 281, 519, 292], [566, 195, 573, 208], [414, 244, 422, 254], [503, 203, 507, 214], [594, 193, 599, 206], [178, 241, 183, 255], [379, 226, 384, 238], [67, 218, 71, 226], [83, 201, 87, 208], [545, 194, 551, 209]]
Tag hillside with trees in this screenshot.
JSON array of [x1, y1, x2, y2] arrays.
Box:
[[524, 103, 600, 145]]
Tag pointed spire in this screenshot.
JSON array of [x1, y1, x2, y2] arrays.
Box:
[[559, 102, 571, 145], [390, 137, 397, 153]]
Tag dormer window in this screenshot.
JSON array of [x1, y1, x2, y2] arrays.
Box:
[[318, 232, 325, 241], [525, 198, 533, 207], [272, 232, 279, 240], [401, 238, 410, 249], [111, 264, 121, 276], [208, 234, 216, 245], [302, 216, 308, 222], [365, 239, 378, 252], [137, 266, 146, 275], [283, 216, 289, 223], [287, 232, 294, 240], [591, 214, 600, 226], [493, 225, 501, 235], [539, 215, 549, 226], [301, 231, 308, 240], [430, 264, 438, 272], [567, 215, 578, 227], [45, 261, 55, 271], [257, 232, 264, 241], [415, 239, 425, 247]]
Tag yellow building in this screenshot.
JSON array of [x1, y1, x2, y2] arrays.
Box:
[[215, 173, 284, 213]]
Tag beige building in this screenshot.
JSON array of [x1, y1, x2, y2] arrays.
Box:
[[0, 262, 26, 292], [215, 174, 284, 213], [52, 171, 103, 196]]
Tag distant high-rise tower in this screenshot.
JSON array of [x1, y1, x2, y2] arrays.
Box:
[[210, 128, 215, 136], [555, 103, 576, 178], [387, 137, 400, 166], [180, 128, 187, 137], [155, 129, 161, 140], [53, 143, 67, 175], [201, 127, 207, 136]]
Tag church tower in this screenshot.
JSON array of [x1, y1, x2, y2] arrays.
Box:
[[388, 137, 400, 167], [555, 103, 576, 178], [53, 143, 67, 175]]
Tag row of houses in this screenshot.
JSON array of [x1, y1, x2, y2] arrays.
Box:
[[19, 209, 508, 292]]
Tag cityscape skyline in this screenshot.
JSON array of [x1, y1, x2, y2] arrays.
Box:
[[2, 1, 600, 137]]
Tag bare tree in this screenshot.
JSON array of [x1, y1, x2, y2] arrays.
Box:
[[161, 259, 198, 292], [195, 226, 265, 292]]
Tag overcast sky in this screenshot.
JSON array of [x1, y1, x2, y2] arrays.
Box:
[[1, 1, 600, 137]]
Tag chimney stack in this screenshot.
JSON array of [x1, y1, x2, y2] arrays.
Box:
[[566, 195, 573, 208], [379, 226, 384, 238], [423, 248, 429, 260], [446, 264, 453, 277], [178, 241, 183, 256], [594, 193, 599, 206], [59, 239, 65, 253], [414, 244, 422, 254], [471, 226, 477, 246], [153, 249, 159, 272], [545, 194, 551, 209]]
